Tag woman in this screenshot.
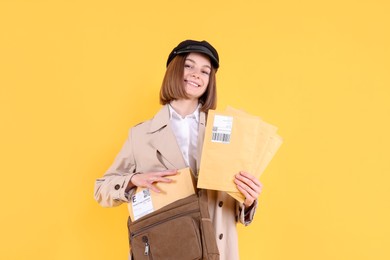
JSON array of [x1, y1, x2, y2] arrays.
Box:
[[94, 40, 262, 259]]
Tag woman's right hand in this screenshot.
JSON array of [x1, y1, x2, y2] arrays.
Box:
[[129, 170, 178, 193]]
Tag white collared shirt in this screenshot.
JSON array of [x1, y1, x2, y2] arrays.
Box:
[[168, 104, 200, 173]]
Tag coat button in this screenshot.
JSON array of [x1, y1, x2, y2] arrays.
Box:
[[219, 233, 223, 240], [218, 201, 223, 207], [114, 184, 120, 190]]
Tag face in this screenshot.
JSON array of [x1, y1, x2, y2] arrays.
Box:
[[183, 52, 211, 101]]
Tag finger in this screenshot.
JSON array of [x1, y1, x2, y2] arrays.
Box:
[[234, 178, 260, 199], [155, 176, 175, 183], [235, 182, 249, 198], [157, 169, 178, 177], [237, 172, 262, 188], [235, 176, 261, 195], [240, 171, 262, 187], [235, 184, 254, 206], [146, 182, 161, 193]]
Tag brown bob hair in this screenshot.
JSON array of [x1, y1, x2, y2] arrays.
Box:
[[159, 53, 217, 112]]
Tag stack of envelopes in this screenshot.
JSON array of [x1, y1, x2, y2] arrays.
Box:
[[197, 106, 283, 203], [129, 168, 196, 221]]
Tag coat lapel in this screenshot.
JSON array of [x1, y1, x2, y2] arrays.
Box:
[[196, 110, 206, 176], [148, 105, 187, 170], [148, 104, 207, 174]]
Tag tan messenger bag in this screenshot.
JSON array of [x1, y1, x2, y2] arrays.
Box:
[[127, 190, 219, 260]]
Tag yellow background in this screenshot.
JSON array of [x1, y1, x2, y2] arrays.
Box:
[[1, 0, 389, 259]]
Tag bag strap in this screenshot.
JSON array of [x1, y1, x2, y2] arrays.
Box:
[[197, 189, 220, 259], [198, 189, 210, 219]]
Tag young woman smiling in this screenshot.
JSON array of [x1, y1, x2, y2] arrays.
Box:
[[95, 40, 262, 260]]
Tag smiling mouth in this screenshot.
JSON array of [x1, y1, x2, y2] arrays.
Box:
[[185, 80, 201, 87]]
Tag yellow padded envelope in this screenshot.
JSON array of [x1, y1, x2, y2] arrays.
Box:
[[129, 168, 196, 221], [224, 107, 283, 203], [198, 107, 283, 203], [197, 109, 261, 192], [228, 133, 283, 203]]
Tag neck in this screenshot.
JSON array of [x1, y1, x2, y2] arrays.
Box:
[[170, 99, 199, 117]]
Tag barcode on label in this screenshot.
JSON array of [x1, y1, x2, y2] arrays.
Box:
[[212, 132, 231, 142], [211, 115, 233, 144]]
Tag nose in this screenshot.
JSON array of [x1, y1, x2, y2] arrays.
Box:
[[191, 72, 200, 79]]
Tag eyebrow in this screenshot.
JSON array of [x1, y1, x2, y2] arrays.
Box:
[[185, 58, 211, 69]]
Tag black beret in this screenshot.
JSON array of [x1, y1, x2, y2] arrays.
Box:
[[166, 40, 219, 69]]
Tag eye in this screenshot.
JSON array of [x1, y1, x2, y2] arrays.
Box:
[[184, 63, 193, 69], [202, 70, 210, 75]]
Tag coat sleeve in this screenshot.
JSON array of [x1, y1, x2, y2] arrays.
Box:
[[94, 128, 137, 207], [236, 199, 258, 226]]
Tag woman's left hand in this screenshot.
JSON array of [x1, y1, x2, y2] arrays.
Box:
[[234, 171, 263, 208]]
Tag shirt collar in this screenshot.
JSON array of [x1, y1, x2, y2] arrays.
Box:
[[169, 103, 200, 122]]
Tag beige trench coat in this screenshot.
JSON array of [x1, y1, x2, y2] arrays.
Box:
[[94, 105, 257, 260]]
